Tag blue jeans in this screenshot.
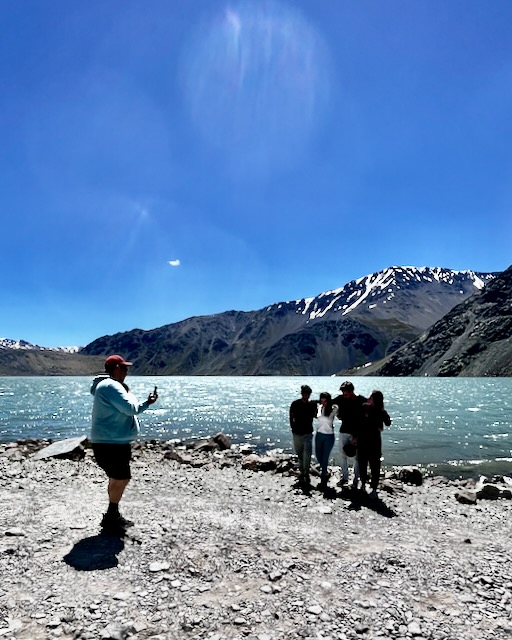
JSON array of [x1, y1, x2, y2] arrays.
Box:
[[315, 432, 335, 480], [292, 433, 313, 478]]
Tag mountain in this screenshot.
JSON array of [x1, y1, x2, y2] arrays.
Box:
[[356, 264, 512, 377], [80, 266, 496, 376], [0, 338, 80, 353], [0, 348, 104, 376]]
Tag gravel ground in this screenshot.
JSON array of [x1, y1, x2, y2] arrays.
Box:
[[0, 443, 511, 640]]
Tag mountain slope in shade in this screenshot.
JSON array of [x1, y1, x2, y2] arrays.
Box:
[[362, 264, 512, 377], [80, 266, 496, 376]]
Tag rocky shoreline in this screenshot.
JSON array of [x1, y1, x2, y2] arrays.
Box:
[[1, 438, 511, 640]]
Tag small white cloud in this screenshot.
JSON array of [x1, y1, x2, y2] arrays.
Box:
[[168, 259, 181, 267]]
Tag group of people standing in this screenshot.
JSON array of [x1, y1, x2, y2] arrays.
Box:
[[289, 381, 391, 498], [89, 353, 390, 534]]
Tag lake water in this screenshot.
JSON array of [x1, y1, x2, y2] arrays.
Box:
[[0, 376, 511, 478]]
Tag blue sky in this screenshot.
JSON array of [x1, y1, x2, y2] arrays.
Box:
[[1, 0, 511, 347]]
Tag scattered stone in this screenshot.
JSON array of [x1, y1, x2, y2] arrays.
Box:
[[307, 605, 323, 615], [355, 623, 370, 634], [317, 505, 332, 514], [269, 571, 283, 582], [100, 622, 133, 640], [408, 620, 422, 636], [455, 490, 477, 505], [241, 454, 277, 472], [149, 562, 170, 573], [4, 528, 25, 537]]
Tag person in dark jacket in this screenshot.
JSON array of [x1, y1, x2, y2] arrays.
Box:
[[358, 390, 391, 499], [332, 381, 367, 488], [289, 385, 317, 487]]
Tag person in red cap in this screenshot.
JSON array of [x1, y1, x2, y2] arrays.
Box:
[[90, 354, 158, 532]]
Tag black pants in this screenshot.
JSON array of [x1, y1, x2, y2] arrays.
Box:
[[358, 435, 381, 490]]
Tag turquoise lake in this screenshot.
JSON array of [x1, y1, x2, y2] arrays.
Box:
[[0, 376, 510, 478]]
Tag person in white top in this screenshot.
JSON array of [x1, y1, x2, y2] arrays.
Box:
[[314, 392, 338, 491]]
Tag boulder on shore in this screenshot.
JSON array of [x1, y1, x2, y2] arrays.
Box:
[[31, 436, 87, 461], [396, 466, 423, 486]]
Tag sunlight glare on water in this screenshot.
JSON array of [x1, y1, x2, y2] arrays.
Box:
[[0, 376, 510, 478]]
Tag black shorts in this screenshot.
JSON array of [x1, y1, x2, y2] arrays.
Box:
[[92, 443, 132, 480]]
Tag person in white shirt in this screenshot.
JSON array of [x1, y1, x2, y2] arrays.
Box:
[[314, 392, 338, 491]]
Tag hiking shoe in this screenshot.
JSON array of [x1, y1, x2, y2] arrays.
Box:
[[369, 489, 378, 500], [101, 513, 134, 529], [117, 515, 134, 528]]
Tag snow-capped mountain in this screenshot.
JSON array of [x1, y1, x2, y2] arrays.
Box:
[[0, 338, 80, 354], [366, 264, 512, 377], [1, 266, 500, 376], [81, 266, 497, 376], [269, 266, 494, 330]]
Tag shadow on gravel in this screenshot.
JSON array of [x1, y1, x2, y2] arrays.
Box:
[[348, 492, 397, 518], [63, 532, 125, 571], [292, 480, 313, 496], [290, 483, 397, 518]]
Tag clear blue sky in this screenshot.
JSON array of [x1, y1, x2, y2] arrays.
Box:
[[1, 1, 511, 347]]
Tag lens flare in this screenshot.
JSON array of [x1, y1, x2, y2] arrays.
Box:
[[181, 1, 331, 175]]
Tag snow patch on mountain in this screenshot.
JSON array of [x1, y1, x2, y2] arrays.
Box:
[[293, 266, 495, 321], [0, 338, 80, 353]]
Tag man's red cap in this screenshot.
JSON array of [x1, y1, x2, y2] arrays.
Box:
[[105, 354, 133, 368]]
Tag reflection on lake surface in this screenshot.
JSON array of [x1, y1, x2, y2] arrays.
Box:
[[0, 376, 510, 478]]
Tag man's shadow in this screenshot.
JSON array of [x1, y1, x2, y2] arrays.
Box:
[[63, 531, 125, 571]]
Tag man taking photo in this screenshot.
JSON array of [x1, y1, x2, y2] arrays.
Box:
[[90, 354, 158, 532]]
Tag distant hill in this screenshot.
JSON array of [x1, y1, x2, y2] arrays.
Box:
[[0, 338, 80, 353], [360, 264, 512, 377], [80, 266, 496, 376], [0, 349, 104, 376]]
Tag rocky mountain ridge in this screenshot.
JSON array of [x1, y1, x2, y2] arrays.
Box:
[[359, 264, 512, 377], [2, 265, 501, 376], [80, 266, 495, 375]]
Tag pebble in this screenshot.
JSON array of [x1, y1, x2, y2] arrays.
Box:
[[149, 562, 170, 573], [4, 527, 25, 536], [307, 605, 323, 615]]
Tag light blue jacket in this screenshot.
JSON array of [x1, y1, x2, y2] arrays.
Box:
[[90, 375, 150, 444]]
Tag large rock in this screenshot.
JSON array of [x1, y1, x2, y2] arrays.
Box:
[[192, 432, 232, 452], [163, 448, 207, 467], [476, 484, 501, 500], [396, 466, 423, 486], [455, 489, 477, 505], [241, 454, 278, 472], [32, 436, 87, 461]]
